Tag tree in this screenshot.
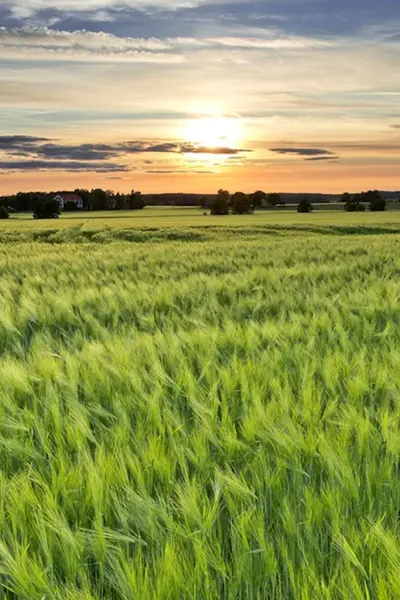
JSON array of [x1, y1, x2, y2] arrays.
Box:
[[115, 192, 126, 210], [365, 190, 386, 212], [33, 199, 60, 219], [0, 206, 9, 219], [210, 189, 230, 215], [91, 188, 109, 211], [343, 194, 366, 212], [297, 197, 313, 213], [341, 192, 351, 204], [74, 189, 91, 210], [105, 190, 117, 210], [266, 192, 282, 207], [128, 191, 145, 210], [231, 192, 253, 214], [13, 192, 48, 212], [200, 196, 208, 209], [250, 190, 266, 207]]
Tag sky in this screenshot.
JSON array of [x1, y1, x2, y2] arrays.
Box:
[[1, 0, 400, 194]]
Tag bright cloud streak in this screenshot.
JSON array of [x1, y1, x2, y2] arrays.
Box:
[[8, 0, 201, 18]]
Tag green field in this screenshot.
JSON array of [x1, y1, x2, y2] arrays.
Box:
[[1, 209, 400, 599], [2, 206, 400, 240]]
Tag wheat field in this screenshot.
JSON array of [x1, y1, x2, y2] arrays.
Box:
[[1, 212, 400, 598]]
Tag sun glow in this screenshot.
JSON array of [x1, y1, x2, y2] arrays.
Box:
[[184, 117, 243, 149]]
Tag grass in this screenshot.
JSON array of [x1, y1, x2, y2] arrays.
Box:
[[2, 206, 400, 242], [1, 210, 400, 598]]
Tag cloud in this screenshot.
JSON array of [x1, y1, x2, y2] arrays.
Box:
[[134, 142, 177, 153], [0, 24, 340, 70], [0, 26, 331, 53], [0, 160, 130, 172], [270, 147, 335, 157], [305, 156, 340, 161], [146, 169, 214, 174], [135, 142, 249, 154], [4, 0, 399, 40], [0, 135, 250, 175], [1, 17, 398, 121], [184, 144, 250, 154], [0, 135, 250, 160], [0, 26, 169, 51], [10, 143, 119, 160], [204, 36, 334, 50], [7, 0, 199, 19], [0, 136, 120, 160], [0, 134, 50, 147], [0, 26, 185, 63], [270, 147, 341, 161], [0, 25, 171, 54]]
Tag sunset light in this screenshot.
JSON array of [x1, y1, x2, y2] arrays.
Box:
[[184, 117, 243, 151]]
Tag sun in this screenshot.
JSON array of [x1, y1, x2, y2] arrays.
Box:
[[184, 117, 242, 149]]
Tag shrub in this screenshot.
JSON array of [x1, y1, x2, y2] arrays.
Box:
[[33, 199, 61, 219], [344, 195, 366, 212], [0, 206, 9, 219], [297, 197, 313, 213], [367, 191, 386, 212]]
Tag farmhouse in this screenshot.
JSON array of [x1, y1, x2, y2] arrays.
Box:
[[54, 193, 84, 210]]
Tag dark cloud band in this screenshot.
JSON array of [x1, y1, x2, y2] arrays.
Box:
[[270, 147, 334, 157], [305, 156, 340, 161], [0, 134, 251, 172], [0, 160, 130, 172]]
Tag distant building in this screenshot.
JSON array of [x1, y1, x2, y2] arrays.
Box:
[[54, 193, 83, 210]]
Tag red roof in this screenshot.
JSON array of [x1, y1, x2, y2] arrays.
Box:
[[56, 193, 82, 202]]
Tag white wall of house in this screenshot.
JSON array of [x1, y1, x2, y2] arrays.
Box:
[[54, 195, 65, 209]]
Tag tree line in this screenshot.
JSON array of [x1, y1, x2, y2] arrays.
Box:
[[341, 191, 387, 212], [0, 189, 144, 214], [208, 189, 389, 215], [295, 191, 387, 214], [0, 187, 391, 219]]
